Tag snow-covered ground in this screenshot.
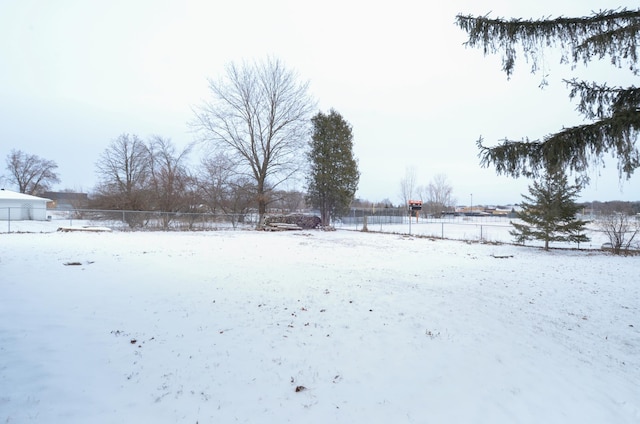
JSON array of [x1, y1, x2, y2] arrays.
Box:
[[1, 223, 639, 423]]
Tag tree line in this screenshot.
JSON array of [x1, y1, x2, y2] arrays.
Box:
[[3, 7, 639, 241], [2, 58, 359, 228]]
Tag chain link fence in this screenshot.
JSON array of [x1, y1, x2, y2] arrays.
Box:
[[335, 208, 631, 250], [3, 206, 638, 251], [337, 209, 518, 242], [1, 207, 260, 232]]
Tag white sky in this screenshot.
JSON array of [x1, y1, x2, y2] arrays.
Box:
[[1, 0, 638, 205]]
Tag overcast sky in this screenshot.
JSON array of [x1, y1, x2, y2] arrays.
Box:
[[1, 0, 638, 206]]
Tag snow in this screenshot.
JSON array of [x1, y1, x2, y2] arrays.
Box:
[[0, 189, 51, 202], [336, 217, 615, 250], [1, 223, 639, 423]]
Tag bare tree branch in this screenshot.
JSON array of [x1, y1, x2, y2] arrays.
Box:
[[4, 149, 60, 195], [192, 57, 315, 224]]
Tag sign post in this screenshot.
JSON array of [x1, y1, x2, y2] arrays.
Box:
[[408, 200, 422, 235]]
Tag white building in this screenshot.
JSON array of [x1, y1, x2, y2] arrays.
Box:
[[0, 189, 51, 221]]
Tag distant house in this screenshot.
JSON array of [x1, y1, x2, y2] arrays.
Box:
[[42, 191, 89, 210], [0, 189, 51, 221]]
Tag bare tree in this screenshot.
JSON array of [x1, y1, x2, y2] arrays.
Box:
[[224, 177, 257, 227], [599, 213, 640, 255], [196, 153, 258, 226], [4, 149, 60, 195], [426, 174, 454, 217], [197, 152, 236, 214], [94, 134, 152, 214], [271, 189, 306, 213], [148, 136, 193, 227], [399, 166, 417, 207], [193, 57, 315, 225]]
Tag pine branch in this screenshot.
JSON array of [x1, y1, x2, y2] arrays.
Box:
[[477, 109, 640, 180], [459, 8, 640, 183], [455, 8, 640, 77], [565, 80, 640, 120], [575, 14, 640, 73]]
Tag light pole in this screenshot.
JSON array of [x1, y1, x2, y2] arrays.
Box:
[[470, 193, 473, 215]]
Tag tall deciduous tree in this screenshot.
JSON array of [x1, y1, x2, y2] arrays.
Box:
[[456, 9, 640, 182], [94, 134, 151, 212], [306, 109, 360, 226], [4, 149, 60, 195], [193, 57, 315, 225], [510, 170, 590, 250]]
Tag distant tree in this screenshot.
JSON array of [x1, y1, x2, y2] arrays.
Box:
[[306, 109, 360, 226], [224, 177, 257, 227], [350, 198, 372, 210], [593, 200, 635, 216], [425, 173, 454, 217], [197, 152, 236, 214], [271, 189, 306, 213], [399, 166, 417, 207], [4, 149, 60, 195], [147, 136, 193, 227], [456, 9, 640, 183], [193, 57, 315, 225], [510, 171, 590, 250], [94, 134, 152, 214], [196, 153, 257, 226], [377, 198, 394, 208]]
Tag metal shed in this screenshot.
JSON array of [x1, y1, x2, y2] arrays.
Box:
[[0, 189, 51, 221]]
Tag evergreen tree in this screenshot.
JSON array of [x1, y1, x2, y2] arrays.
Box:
[[510, 171, 590, 250], [455, 9, 640, 183], [306, 109, 360, 226]]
